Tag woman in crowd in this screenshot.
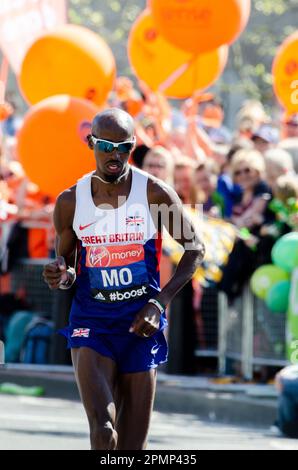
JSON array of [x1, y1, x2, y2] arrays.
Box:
[[219, 149, 275, 301], [230, 149, 272, 230]]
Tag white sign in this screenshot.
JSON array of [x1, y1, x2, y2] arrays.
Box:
[[0, 0, 67, 73]]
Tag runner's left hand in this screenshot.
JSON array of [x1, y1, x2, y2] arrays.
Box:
[[129, 303, 161, 338]]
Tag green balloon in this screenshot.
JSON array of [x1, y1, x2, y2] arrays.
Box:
[[250, 264, 289, 299], [272, 233, 298, 272], [266, 280, 290, 313]]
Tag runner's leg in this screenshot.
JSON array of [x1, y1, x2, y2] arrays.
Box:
[[71, 347, 118, 450], [115, 369, 157, 450]]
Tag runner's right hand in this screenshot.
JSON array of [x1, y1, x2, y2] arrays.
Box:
[[43, 256, 68, 290]]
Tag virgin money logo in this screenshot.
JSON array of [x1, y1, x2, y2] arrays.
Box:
[[87, 246, 111, 267], [86, 244, 144, 268]]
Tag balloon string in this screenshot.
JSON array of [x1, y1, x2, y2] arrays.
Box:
[[158, 55, 197, 93]]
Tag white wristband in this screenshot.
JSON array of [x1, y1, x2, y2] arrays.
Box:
[[148, 298, 165, 314]]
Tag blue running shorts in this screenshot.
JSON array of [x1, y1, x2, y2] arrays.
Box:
[[59, 327, 168, 374]]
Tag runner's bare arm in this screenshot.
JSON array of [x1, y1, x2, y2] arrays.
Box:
[[149, 179, 205, 307], [54, 188, 77, 262], [43, 187, 77, 289]]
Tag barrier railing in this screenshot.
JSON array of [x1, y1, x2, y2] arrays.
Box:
[[217, 286, 288, 379], [10, 258, 55, 317]]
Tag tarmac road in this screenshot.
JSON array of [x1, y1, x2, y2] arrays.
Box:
[[0, 394, 298, 450]]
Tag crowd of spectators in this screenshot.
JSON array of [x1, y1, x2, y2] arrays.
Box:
[[117, 79, 298, 302]]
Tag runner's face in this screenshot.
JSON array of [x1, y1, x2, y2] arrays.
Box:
[[89, 126, 134, 179]]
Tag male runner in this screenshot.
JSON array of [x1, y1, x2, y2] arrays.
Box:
[[43, 108, 205, 450]]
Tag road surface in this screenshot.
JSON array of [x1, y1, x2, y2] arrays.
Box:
[[0, 395, 297, 450]]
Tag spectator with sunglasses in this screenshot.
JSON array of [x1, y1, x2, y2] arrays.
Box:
[[218, 149, 275, 301], [230, 149, 272, 230]]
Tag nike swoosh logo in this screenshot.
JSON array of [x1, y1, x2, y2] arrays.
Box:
[[151, 342, 160, 355], [79, 221, 97, 231]]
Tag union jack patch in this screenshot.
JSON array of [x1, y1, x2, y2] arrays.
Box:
[[126, 215, 144, 226], [71, 328, 90, 338]]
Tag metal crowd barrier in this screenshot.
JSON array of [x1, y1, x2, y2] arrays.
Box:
[[10, 258, 55, 317], [194, 285, 287, 378], [194, 286, 219, 360], [217, 286, 288, 379]]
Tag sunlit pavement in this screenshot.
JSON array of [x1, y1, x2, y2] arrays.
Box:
[[0, 395, 298, 450]]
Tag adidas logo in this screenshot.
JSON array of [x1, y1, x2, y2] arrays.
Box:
[[94, 291, 106, 301]]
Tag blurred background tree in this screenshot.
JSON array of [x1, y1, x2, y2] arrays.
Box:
[[229, 0, 298, 105]]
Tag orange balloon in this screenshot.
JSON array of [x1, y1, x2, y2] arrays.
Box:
[[19, 24, 116, 106], [128, 10, 228, 99], [148, 0, 251, 54], [273, 32, 298, 113], [17, 95, 98, 198]]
